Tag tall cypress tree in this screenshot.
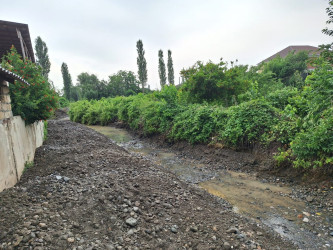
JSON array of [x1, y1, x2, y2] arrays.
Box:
[[167, 50, 175, 85], [158, 50, 166, 88], [136, 40, 148, 92], [61, 63, 72, 100], [35, 36, 51, 79]]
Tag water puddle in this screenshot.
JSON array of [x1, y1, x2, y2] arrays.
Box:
[[88, 125, 332, 249]]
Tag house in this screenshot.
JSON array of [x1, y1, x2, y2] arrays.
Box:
[[260, 45, 320, 70], [0, 20, 35, 62]]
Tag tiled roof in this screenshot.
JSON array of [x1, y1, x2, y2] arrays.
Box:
[[0, 65, 29, 85], [261, 45, 320, 64]]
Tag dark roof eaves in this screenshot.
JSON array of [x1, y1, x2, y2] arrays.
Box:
[[0, 65, 29, 85]]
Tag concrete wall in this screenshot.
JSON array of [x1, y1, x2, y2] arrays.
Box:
[[0, 117, 44, 192], [0, 79, 44, 192]]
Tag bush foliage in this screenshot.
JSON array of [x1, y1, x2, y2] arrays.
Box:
[[70, 51, 332, 170], [1, 47, 58, 124]]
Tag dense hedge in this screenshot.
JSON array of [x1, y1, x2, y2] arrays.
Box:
[[70, 67, 333, 170], [69, 86, 280, 147]]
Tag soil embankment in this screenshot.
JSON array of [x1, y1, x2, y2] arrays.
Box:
[[0, 117, 294, 249]]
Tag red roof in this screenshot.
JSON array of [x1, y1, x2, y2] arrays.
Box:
[[261, 45, 320, 64]]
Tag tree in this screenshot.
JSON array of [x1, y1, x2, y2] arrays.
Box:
[[136, 40, 148, 92], [77, 73, 106, 100], [107, 70, 140, 97], [322, 0, 333, 36], [180, 60, 250, 105], [261, 51, 308, 87], [167, 50, 175, 85], [320, 1, 333, 64], [158, 50, 167, 88], [35, 36, 51, 79], [61, 63, 72, 100]]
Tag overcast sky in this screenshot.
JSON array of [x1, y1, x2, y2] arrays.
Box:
[[2, 0, 332, 91]]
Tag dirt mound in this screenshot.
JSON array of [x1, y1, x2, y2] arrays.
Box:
[[0, 119, 294, 249]]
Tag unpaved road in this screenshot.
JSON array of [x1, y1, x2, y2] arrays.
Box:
[[0, 118, 295, 249]]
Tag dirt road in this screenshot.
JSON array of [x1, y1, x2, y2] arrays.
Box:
[[0, 118, 295, 249]]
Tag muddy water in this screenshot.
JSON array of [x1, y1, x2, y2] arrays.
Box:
[[88, 125, 332, 249]]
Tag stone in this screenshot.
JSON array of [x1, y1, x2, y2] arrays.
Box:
[[67, 237, 75, 243], [171, 225, 178, 233], [306, 196, 314, 202], [133, 206, 139, 213], [55, 175, 62, 180], [226, 227, 239, 234], [223, 241, 231, 249], [63, 177, 70, 182], [38, 223, 47, 230], [125, 218, 138, 227], [303, 218, 309, 223], [303, 211, 310, 217], [127, 229, 135, 235], [190, 226, 198, 232]]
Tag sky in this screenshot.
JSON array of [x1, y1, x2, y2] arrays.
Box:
[[1, 0, 332, 91]]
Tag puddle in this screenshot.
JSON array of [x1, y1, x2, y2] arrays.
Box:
[[88, 125, 333, 249], [88, 125, 133, 143], [199, 171, 304, 219]]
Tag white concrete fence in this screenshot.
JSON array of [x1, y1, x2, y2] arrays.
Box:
[[0, 80, 44, 192]]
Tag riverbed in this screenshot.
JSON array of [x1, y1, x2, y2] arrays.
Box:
[[89, 125, 333, 249]]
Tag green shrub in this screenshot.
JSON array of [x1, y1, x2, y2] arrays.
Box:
[[58, 97, 70, 108], [69, 100, 91, 123], [266, 87, 299, 110], [291, 108, 333, 168], [220, 100, 279, 147], [170, 104, 225, 143], [1, 47, 58, 124]]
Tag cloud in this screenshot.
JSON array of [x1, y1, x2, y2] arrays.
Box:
[[2, 0, 331, 91]]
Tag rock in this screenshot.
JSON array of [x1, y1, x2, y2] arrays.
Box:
[[67, 237, 75, 243], [190, 225, 198, 232], [303, 211, 310, 217], [73, 222, 80, 228], [55, 175, 62, 180], [38, 223, 47, 230], [306, 196, 314, 202], [330, 231, 333, 236], [133, 206, 139, 213], [170, 225, 178, 233], [13, 235, 23, 247], [105, 244, 115, 250], [257, 231, 263, 236], [303, 218, 309, 223], [127, 229, 135, 235], [125, 217, 138, 227], [163, 203, 172, 209], [63, 177, 70, 182], [226, 227, 239, 234], [223, 241, 231, 249]]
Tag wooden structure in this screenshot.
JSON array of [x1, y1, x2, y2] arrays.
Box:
[[0, 20, 35, 62]]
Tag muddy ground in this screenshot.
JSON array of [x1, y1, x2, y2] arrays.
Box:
[[0, 114, 297, 249]]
